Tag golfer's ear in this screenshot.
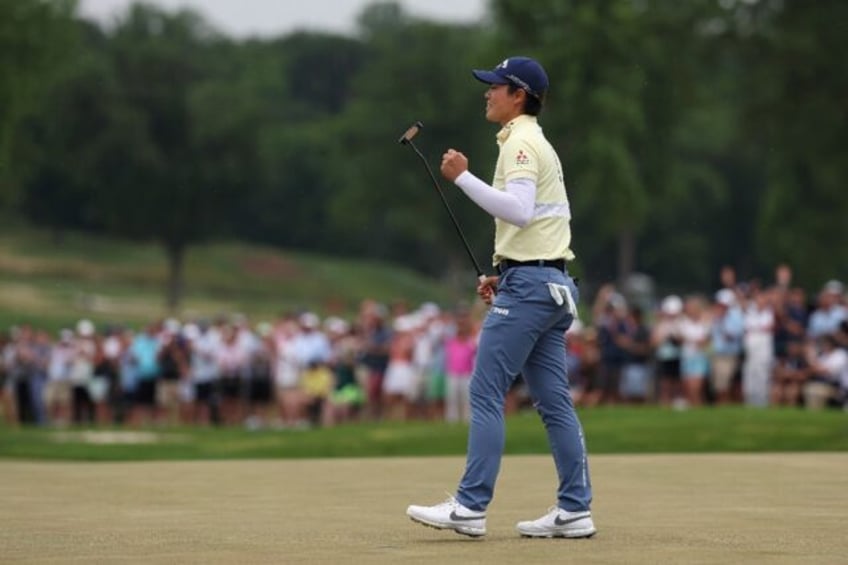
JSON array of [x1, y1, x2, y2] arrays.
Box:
[[513, 88, 527, 105]]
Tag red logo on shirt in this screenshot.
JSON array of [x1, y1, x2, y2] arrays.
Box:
[[516, 150, 530, 165]]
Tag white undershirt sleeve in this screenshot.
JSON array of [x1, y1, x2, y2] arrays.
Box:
[[454, 171, 535, 227]]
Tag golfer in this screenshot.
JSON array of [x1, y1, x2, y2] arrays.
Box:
[[406, 56, 595, 538]]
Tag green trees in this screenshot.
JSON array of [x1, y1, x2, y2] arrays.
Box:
[[488, 0, 847, 290], [735, 0, 848, 288], [330, 3, 495, 275], [17, 5, 259, 309], [234, 31, 367, 252], [0, 0, 76, 206], [489, 0, 724, 285], [4, 0, 846, 311]]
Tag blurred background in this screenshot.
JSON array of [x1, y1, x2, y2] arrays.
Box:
[[2, 0, 845, 321], [0, 1, 846, 428]]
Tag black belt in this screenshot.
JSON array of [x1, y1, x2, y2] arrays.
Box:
[[497, 258, 566, 274]]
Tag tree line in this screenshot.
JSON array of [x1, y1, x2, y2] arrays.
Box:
[[1, 0, 846, 309]]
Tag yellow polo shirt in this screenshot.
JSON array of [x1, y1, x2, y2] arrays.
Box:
[[491, 114, 574, 265]]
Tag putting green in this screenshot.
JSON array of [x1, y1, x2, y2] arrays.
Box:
[[1, 454, 845, 563]]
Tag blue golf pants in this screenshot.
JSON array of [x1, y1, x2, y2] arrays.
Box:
[[455, 265, 593, 513]]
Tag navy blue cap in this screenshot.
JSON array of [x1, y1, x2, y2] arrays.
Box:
[[472, 56, 549, 99]]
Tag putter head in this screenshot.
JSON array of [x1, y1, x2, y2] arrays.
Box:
[[398, 121, 423, 145]]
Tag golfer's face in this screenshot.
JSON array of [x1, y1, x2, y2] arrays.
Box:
[[485, 83, 516, 125]]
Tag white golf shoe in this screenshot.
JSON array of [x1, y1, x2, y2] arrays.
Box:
[[406, 496, 487, 537], [516, 506, 596, 538]]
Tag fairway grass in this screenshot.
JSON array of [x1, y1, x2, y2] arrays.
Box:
[[1, 407, 846, 461], [1, 454, 846, 564]]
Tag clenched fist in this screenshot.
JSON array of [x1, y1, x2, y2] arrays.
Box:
[[441, 149, 468, 182], [477, 275, 499, 306]]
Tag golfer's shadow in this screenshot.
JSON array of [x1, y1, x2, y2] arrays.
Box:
[[407, 534, 512, 544]]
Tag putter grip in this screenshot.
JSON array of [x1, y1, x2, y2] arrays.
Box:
[[398, 121, 423, 144]]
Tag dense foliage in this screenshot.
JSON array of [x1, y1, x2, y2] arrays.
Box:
[[2, 0, 846, 308]]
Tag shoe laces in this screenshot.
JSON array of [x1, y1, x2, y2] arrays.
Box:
[[542, 505, 587, 521], [438, 492, 460, 510], [536, 505, 564, 522]]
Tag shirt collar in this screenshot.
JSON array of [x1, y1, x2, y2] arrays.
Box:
[[496, 114, 538, 145]]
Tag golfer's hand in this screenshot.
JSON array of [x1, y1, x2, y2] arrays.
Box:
[[477, 276, 499, 305], [441, 149, 468, 182]]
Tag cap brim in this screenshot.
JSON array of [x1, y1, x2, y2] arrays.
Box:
[[472, 69, 510, 85]]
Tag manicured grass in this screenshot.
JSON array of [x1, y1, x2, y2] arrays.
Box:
[[0, 407, 845, 461], [0, 225, 461, 331]]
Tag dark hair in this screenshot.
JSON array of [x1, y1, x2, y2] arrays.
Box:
[[507, 83, 544, 116]]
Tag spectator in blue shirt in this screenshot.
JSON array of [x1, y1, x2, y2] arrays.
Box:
[[710, 289, 745, 404], [128, 323, 160, 425]]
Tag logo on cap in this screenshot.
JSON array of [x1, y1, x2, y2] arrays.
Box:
[[473, 56, 549, 100]]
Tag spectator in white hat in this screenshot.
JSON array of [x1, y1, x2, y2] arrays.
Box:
[[652, 295, 684, 406], [271, 313, 303, 427], [292, 312, 331, 368], [679, 295, 712, 407], [45, 329, 75, 425], [70, 320, 97, 423], [383, 315, 421, 421], [710, 289, 745, 405], [187, 321, 220, 425], [807, 281, 847, 339]]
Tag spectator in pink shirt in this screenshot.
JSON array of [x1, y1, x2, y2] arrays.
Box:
[[444, 310, 478, 423]]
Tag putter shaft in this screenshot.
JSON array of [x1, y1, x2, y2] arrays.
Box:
[[398, 122, 485, 279]]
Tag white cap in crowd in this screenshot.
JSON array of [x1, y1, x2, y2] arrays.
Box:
[[715, 288, 736, 307], [393, 314, 419, 333], [823, 280, 844, 295], [299, 312, 321, 329], [323, 316, 350, 335], [182, 323, 201, 342], [608, 292, 627, 311], [660, 295, 683, 316], [163, 318, 181, 335], [255, 321, 273, 337], [76, 319, 95, 337], [418, 302, 441, 319]]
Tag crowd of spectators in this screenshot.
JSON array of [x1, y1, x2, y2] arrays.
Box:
[[580, 265, 848, 410], [1, 265, 846, 428], [0, 299, 480, 429]]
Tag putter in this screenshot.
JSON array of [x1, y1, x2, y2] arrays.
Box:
[[398, 121, 486, 282]]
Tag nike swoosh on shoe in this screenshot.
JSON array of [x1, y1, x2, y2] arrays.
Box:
[[554, 514, 588, 526], [450, 510, 485, 522]]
